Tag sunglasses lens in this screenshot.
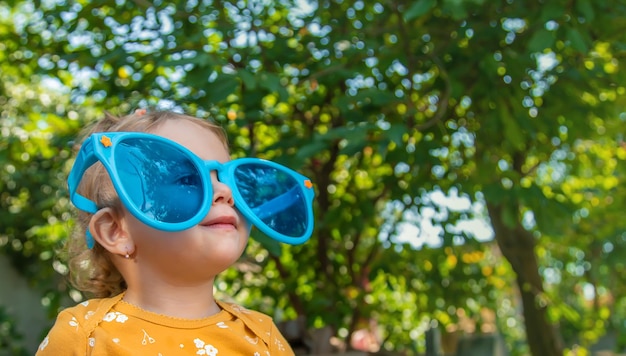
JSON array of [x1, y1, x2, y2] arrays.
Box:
[[115, 138, 204, 224], [234, 163, 308, 238]]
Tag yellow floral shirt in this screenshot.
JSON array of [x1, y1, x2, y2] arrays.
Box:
[[36, 293, 294, 356]]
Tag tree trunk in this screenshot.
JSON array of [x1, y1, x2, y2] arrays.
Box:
[[487, 202, 563, 356]]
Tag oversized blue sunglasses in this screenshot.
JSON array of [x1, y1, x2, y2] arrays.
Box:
[[68, 132, 315, 248]]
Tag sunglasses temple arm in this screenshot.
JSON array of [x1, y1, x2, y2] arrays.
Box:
[[72, 194, 99, 214], [85, 229, 96, 249], [68, 141, 100, 214], [67, 137, 100, 248], [251, 186, 301, 220]]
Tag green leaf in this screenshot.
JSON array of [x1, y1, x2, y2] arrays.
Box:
[[403, 0, 436, 22], [339, 130, 367, 155], [442, 0, 468, 20], [258, 73, 288, 101], [238, 69, 257, 90], [295, 140, 328, 160], [353, 88, 397, 106], [539, 2, 565, 22], [206, 74, 239, 103], [335, 95, 355, 115], [527, 29, 555, 52], [385, 124, 407, 145], [566, 27, 588, 53], [575, 0, 595, 22]]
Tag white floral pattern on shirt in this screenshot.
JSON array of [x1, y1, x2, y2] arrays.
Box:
[[102, 311, 128, 323], [275, 338, 286, 351], [69, 317, 79, 329], [194, 338, 218, 356]]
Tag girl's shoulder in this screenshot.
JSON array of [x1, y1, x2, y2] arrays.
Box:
[[67, 295, 118, 310], [216, 301, 282, 340], [216, 300, 274, 321], [35, 295, 124, 355], [216, 301, 293, 354], [61, 294, 125, 320]]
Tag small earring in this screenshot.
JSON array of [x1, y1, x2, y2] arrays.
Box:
[[124, 253, 130, 259]]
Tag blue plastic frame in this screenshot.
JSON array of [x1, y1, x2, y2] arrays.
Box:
[[68, 132, 315, 248]]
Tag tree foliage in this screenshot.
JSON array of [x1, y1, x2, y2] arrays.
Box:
[[1, 0, 626, 355]]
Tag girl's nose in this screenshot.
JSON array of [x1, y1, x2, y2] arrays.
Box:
[[212, 178, 234, 206]]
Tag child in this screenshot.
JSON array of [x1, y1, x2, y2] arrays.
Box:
[[36, 109, 315, 355]]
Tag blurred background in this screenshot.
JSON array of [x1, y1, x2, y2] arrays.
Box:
[[1, 0, 626, 355]]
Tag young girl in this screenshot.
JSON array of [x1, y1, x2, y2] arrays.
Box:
[[36, 109, 314, 355]]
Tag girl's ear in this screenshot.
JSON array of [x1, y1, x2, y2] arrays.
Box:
[[89, 207, 134, 257]]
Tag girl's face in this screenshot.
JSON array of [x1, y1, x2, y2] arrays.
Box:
[[121, 119, 250, 285]]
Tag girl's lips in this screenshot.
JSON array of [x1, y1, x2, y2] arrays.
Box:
[[201, 215, 238, 228]]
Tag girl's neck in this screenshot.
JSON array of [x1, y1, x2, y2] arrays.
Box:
[[122, 283, 221, 319]]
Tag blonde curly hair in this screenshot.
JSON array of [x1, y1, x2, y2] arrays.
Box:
[[66, 109, 228, 298]]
